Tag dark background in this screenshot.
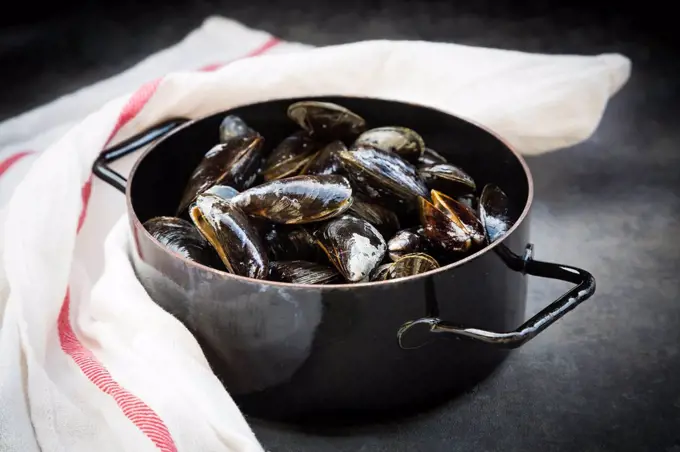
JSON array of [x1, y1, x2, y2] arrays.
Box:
[[2, 1, 679, 451]]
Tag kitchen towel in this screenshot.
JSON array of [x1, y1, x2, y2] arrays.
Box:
[[0, 15, 630, 452]]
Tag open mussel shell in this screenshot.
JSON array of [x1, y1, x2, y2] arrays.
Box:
[[353, 126, 425, 164], [348, 200, 400, 237], [387, 228, 428, 262], [431, 190, 485, 246], [219, 115, 257, 142], [230, 174, 353, 224], [418, 163, 476, 197], [300, 140, 346, 176], [261, 131, 320, 181], [144, 216, 224, 269], [417, 147, 448, 167], [176, 134, 264, 215], [385, 253, 440, 280], [189, 193, 269, 279], [314, 215, 387, 282], [479, 183, 512, 243], [337, 146, 429, 212], [287, 101, 366, 141], [268, 260, 341, 285], [418, 197, 472, 252], [264, 225, 323, 262]]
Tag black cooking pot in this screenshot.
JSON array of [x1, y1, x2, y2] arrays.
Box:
[[93, 96, 596, 423]]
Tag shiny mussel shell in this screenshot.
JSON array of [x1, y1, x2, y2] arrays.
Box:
[[370, 263, 393, 282], [419, 196, 472, 252], [385, 253, 440, 280], [418, 163, 476, 197], [353, 126, 425, 164], [230, 174, 353, 224], [261, 131, 320, 181], [417, 147, 448, 167], [219, 115, 257, 142], [348, 200, 400, 237], [177, 134, 264, 214], [189, 193, 268, 279], [287, 101, 366, 140], [268, 260, 341, 285], [314, 215, 387, 282], [432, 190, 485, 246], [264, 225, 323, 262], [387, 227, 428, 262], [144, 216, 223, 269], [479, 183, 512, 243], [300, 140, 346, 176], [337, 146, 429, 211], [203, 184, 239, 200]]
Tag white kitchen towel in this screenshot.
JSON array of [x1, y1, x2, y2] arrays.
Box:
[[0, 15, 630, 452]]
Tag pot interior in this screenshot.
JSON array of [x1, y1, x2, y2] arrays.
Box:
[[129, 96, 531, 254]]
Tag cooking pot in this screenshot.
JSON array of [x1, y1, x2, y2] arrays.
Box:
[[93, 96, 596, 422]]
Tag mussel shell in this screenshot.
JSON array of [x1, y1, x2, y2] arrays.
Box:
[[314, 215, 387, 282], [287, 101, 366, 140], [385, 253, 440, 280], [418, 163, 476, 197], [262, 131, 320, 181], [203, 184, 239, 200], [263, 225, 323, 262], [348, 200, 401, 237], [144, 216, 223, 269], [300, 140, 346, 176], [219, 115, 257, 142], [353, 126, 425, 164], [431, 190, 485, 246], [268, 260, 341, 285], [417, 147, 448, 167], [418, 197, 472, 252], [370, 263, 393, 282], [337, 146, 429, 212], [189, 194, 268, 279], [479, 183, 512, 243], [230, 174, 354, 224], [387, 228, 428, 262], [455, 193, 477, 210], [177, 134, 264, 215]]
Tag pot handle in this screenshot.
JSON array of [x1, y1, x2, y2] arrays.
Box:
[[93, 118, 189, 193], [397, 243, 596, 350]]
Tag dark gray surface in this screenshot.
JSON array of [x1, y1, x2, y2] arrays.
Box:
[[2, 2, 678, 451]]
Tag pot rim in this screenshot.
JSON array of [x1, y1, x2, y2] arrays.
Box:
[[126, 95, 535, 289]]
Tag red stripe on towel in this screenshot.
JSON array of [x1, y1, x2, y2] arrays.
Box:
[[0, 151, 34, 177]]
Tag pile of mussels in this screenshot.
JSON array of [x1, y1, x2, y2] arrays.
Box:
[[144, 101, 512, 285]]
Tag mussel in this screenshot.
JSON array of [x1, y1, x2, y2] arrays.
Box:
[[261, 131, 320, 181], [417, 147, 448, 167], [353, 126, 425, 164], [203, 184, 239, 200], [337, 146, 429, 211], [479, 183, 512, 243], [418, 163, 476, 197], [219, 115, 256, 142], [370, 263, 393, 282], [189, 193, 269, 279], [418, 196, 472, 252], [300, 140, 346, 176], [387, 228, 429, 262], [314, 215, 387, 282], [176, 134, 264, 215], [230, 174, 353, 224], [287, 101, 366, 140], [348, 200, 400, 237], [263, 225, 323, 262], [385, 253, 439, 280], [431, 190, 485, 246], [144, 216, 223, 268], [268, 260, 341, 284]]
